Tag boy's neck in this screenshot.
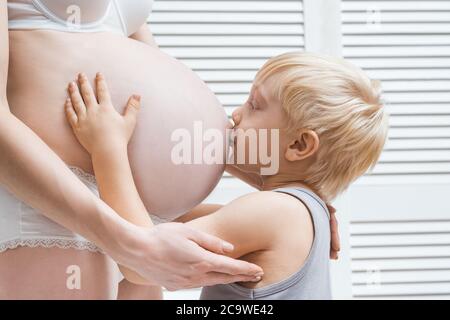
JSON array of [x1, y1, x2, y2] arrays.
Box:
[[226, 165, 316, 194], [260, 174, 311, 192]]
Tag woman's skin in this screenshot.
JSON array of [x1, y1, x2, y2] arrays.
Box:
[[0, 2, 263, 299]]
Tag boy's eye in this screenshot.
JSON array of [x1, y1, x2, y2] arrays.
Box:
[[247, 100, 256, 110]]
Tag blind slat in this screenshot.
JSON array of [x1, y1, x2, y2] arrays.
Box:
[[153, 1, 303, 12], [342, 1, 450, 12]]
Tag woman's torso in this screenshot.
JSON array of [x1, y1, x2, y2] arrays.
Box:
[[1, 1, 157, 300], [2, 0, 225, 299], [7, 30, 160, 174], [7, 29, 227, 219], [7, 0, 155, 174]]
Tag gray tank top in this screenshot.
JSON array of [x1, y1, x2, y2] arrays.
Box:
[[200, 188, 332, 300]]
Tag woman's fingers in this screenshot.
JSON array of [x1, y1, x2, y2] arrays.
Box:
[[95, 73, 112, 105], [327, 204, 341, 260], [64, 98, 78, 128], [185, 227, 263, 276], [203, 251, 264, 277], [330, 210, 341, 260], [185, 225, 235, 255], [199, 272, 262, 288], [68, 81, 86, 119], [77, 73, 97, 108]]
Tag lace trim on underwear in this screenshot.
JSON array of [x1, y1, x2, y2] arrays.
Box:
[[149, 214, 171, 225], [69, 166, 98, 186], [0, 238, 104, 254]]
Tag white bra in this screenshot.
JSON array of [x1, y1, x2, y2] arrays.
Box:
[[7, 0, 153, 36]]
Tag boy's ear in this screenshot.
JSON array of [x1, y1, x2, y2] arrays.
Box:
[[285, 130, 320, 162]]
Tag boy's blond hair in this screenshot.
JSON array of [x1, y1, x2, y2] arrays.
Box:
[[256, 52, 389, 201]]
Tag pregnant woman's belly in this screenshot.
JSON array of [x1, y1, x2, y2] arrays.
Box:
[[7, 30, 228, 220]]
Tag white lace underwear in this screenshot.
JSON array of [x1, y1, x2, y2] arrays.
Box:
[[0, 166, 171, 254], [0, 166, 104, 253]]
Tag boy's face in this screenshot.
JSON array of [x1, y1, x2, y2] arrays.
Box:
[[228, 75, 291, 175]]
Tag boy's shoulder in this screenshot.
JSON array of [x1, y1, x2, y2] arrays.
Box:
[[231, 191, 314, 254], [232, 190, 311, 222]]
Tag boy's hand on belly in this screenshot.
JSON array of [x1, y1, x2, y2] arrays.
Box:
[[65, 72, 141, 157]]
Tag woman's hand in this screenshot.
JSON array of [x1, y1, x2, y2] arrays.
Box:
[[65, 73, 140, 156], [118, 223, 264, 291], [328, 204, 341, 260]]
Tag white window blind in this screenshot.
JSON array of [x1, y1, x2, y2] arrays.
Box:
[[342, 0, 450, 181], [148, 0, 450, 300], [150, 0, 304, 118], [337, 0, 450, 300], [337, 183, 450, 299]]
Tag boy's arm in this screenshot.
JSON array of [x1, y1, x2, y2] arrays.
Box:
[[67, 74, 153, 285], [68, 74, 153, 230], [92, 147, 153, 227], [175, 204, 224, 223], [186, 191, 308, 259]]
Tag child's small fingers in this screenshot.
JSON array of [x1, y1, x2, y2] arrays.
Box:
[[78, 73, 97, 107], [123, 95, 141, 129], [95, 72, 112, 105], [126, 95, 141, 111], [68, 81, 87, 118], [65, 98, 78, 127], [68, 81, 88, 118]]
